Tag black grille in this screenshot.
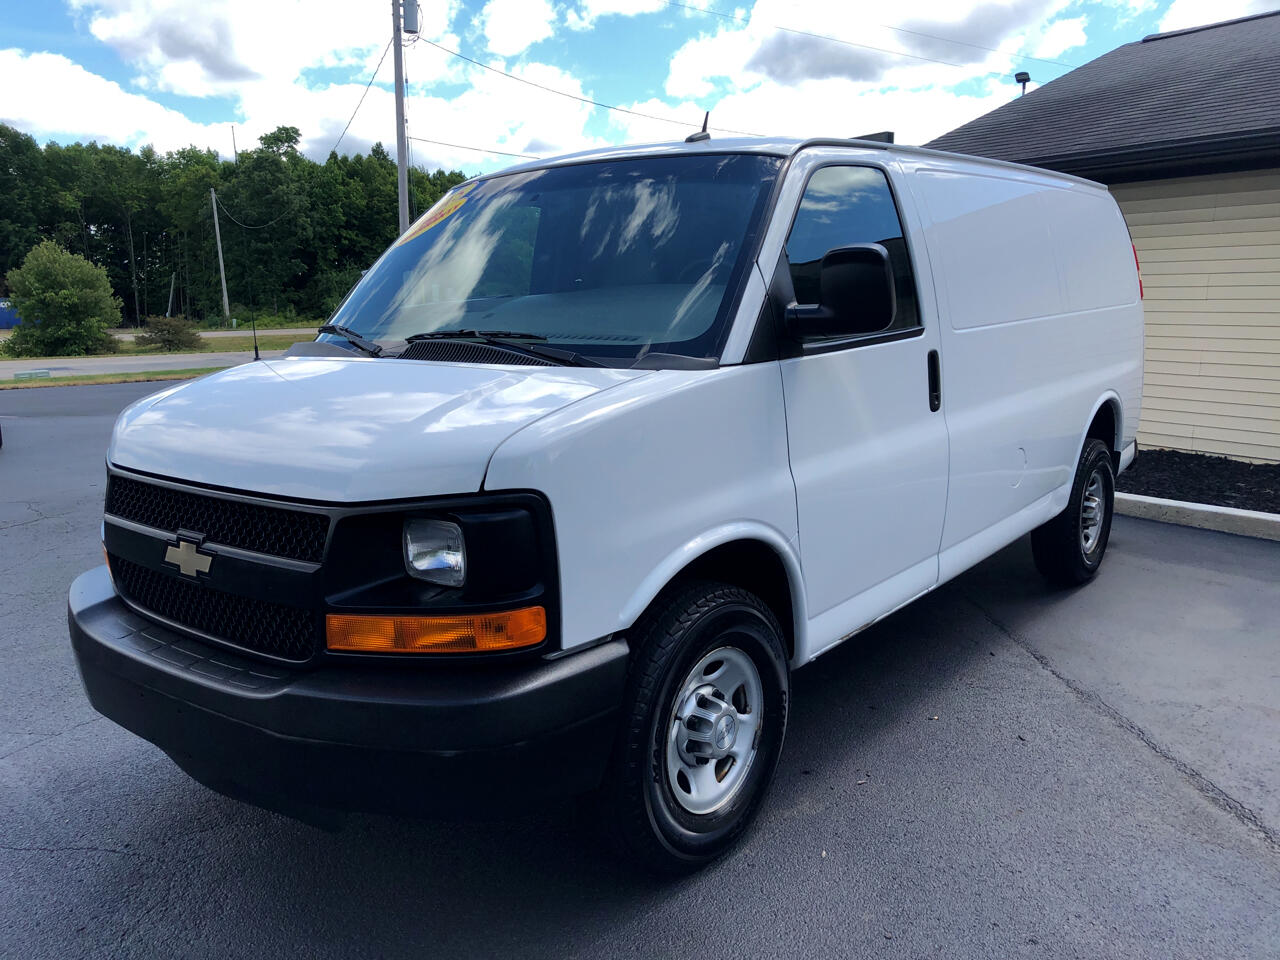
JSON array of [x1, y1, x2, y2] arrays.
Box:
[[398, 340, 554, 365], [106, 475, 329, 564], [109, 555, 319, 661]]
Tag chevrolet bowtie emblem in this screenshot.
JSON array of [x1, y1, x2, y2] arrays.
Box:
[[164, 539, 213, 578]]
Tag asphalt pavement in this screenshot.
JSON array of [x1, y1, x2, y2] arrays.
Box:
[[1, 382, 1278, 960]]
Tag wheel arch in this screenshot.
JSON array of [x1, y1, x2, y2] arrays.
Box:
[[1080, 391, 1123, 469], [617, 524, 806, 663]]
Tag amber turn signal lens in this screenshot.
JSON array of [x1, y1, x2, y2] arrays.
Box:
[[326, 607, 546, 654]]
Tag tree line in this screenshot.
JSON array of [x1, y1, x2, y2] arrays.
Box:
[[0, 123, 467, 325]]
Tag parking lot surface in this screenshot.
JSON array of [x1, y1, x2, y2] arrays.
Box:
[[2, 382, 1278, 959]]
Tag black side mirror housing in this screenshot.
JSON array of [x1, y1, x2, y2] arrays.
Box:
[[785, 243, 896, 340]]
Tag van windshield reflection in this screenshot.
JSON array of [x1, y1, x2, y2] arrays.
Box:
[[324, 154, 782, 366]]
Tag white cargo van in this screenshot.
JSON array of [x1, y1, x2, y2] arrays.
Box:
[[69, 137, 1142, 872]]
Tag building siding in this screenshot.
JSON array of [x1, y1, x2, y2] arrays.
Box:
[[1112, 169, 1280, 463]]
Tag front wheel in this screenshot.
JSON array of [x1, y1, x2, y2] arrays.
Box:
[[600, 581, 789, 873], [1031, 437, 1116, 586]]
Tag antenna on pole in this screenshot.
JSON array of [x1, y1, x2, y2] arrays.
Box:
[[1016, 71, 1031, 95]]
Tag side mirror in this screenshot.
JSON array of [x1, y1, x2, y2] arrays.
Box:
[[785, 243, 896, 340]]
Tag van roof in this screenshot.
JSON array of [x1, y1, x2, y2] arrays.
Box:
[[478, 136, 1103, 189]]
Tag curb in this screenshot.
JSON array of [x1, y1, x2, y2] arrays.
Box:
[[1115, 492, 1280, 542]]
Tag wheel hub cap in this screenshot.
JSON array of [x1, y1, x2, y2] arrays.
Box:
[[665, 646, 763, 816], [714, 714, 737, 752]]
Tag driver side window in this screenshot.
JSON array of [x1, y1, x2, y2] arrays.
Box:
[[786, 166, 920, 332]]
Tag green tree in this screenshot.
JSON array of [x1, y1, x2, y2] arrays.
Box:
[[0, 125, 47, 291], [0, 121, 472, 328], [3, 240, 121, 356], [258, 125, 302, 155], [137, 315, 201, 351], [158, 146, 222, 321]]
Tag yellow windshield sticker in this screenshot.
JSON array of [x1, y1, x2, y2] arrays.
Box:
[[396, 182, 476, 246]]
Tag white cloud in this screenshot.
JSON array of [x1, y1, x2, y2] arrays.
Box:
[[28, 0, 600, 173], [662, 0, 1081, 98], [641, 0, 1090, 146], [566, 0, 665, 31], [68, 0, 419, 97], [1031, 15, 1088, 57], [0, 48, 230, 152], [477, 0, 556, 57], [6, 0, 1120, 178], [402, 59, 607, 169], [0, 39, 607, 174], [1098, 0, 1158, 19], [1158, 0, 1275, 32], [602, 97, 710, 142], [614, 77, 1018, 148]]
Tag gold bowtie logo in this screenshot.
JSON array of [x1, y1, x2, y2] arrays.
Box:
[[164, 539, 213, 578]]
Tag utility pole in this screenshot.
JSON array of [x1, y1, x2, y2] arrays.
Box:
[[391, 0, 410, 234], [210, 188, 231, 322]]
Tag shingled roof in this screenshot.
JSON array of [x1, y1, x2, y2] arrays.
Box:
[[925, 11, 1280, 182]]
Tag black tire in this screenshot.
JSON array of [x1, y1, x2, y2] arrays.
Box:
[[599, 581, 789, 874], [1031, 437, 1115, 587]]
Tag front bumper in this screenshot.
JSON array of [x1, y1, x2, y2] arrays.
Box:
[[69, 566, 628, 822]]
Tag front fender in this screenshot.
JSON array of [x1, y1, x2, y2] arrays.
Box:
[[483, 364, 799, 655], [617, 522, 807, 659]]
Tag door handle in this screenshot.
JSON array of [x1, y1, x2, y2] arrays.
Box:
[[927, 350, 941, 412]]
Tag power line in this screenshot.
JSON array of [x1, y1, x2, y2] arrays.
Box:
[[418, 37, 764, 136], [328, 39, 393, 157], [407, 135, 539, 160], [662, 0, 1079, 71], [214, 194, 291, 230]]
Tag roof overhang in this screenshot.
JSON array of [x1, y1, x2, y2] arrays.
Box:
[[1018, 127, 1280, 184]]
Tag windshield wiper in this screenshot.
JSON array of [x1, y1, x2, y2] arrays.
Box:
[[317, 323, 383, 357], [403, 329, 604, 367], [404, 329, 546, 342]]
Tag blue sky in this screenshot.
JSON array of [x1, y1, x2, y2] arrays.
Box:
[[0, 0, 1272, 174]]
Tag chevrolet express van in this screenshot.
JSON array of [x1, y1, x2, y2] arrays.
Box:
[[69, 137, 1142, 872]]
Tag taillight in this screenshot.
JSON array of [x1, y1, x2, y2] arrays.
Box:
[[1132, 243, 1143, 299]]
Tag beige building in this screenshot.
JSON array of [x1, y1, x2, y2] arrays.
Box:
[[927, 12, 1280, 462]]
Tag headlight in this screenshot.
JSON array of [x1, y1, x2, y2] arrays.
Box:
[[403, 518, 466, 587]]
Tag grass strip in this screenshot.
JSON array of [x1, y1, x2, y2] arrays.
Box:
[[0, 366, 228, 390], [1, 332, 313, 362]]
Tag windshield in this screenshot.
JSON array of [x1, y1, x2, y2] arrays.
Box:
[[325, 153, 782, 365]]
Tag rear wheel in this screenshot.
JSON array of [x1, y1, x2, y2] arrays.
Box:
[[600, 581, 789, 873], [1031, 438, 1115, 586]]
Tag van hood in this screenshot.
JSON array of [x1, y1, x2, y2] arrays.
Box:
[[108, 357, 646, 501]]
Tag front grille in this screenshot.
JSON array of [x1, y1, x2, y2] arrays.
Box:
[[109, 554, 319, 661], [106, 475, 329, 563]]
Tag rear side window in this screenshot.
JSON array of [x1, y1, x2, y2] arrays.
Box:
[[786, 165, 920, 332]]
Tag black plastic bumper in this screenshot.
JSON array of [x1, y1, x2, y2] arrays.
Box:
[[68, 566, 628, 822]]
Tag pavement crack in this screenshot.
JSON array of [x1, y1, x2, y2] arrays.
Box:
[[967, 595, 1280, 852], [0, 717, 105, 761]]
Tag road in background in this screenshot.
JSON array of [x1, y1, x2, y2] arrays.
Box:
[[106, 328, 316, 341], [2, 383, 1278, 959]]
